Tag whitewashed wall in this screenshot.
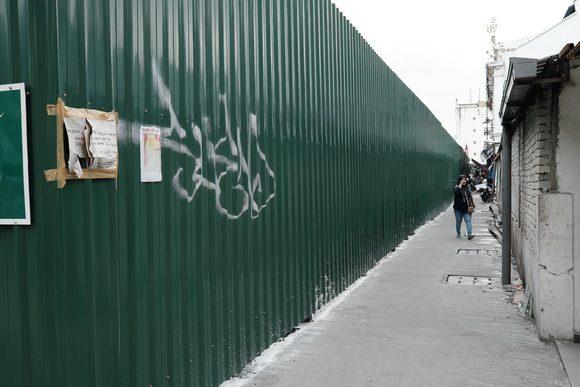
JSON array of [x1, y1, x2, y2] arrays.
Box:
[[556, 65, 580, 337], [510, 67, 580, 340]]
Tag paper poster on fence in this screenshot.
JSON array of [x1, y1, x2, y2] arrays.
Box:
[[87, 119, 117, 169], [140, 126, 162, 182], [63, 117, 88, 177]]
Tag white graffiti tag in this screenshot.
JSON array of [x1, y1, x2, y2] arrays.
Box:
[[118, 62, 276, 219], [172, 107, 276, 219]]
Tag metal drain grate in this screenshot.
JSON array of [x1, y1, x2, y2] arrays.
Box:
[[446, 275, 500, 285], [456, 249, 499, 256]]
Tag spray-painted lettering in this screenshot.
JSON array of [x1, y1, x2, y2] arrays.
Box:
[[118, 62, 276, 219]]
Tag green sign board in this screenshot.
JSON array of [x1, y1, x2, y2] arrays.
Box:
[[0, 83, 30, 225]]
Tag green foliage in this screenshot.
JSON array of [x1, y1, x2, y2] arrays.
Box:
[[486, 17, 498, 61]]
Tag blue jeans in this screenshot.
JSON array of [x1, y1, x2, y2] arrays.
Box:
[[454, 209, 472, 237]]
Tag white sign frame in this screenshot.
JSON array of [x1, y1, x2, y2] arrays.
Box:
[[0, 82, 31, 225]]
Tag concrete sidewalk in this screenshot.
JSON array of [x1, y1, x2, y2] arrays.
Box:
[[223, 195, 578, 386]]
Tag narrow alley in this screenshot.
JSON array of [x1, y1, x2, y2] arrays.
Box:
[[223, 193, 576, 386]]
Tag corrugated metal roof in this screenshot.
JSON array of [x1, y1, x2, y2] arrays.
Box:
[[500, 42, 579, 126]]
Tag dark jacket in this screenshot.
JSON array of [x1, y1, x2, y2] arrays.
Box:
[[453, 185, 473, 212]]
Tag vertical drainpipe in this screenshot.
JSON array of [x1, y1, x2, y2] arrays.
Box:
[[501, 125, 512, 285]]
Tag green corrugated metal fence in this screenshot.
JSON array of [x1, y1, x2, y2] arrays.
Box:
[[0, 0, 468, 385]]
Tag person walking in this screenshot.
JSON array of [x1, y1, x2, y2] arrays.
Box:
[[453, 175, 475, 239]]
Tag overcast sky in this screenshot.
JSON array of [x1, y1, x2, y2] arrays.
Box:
[[330, 0, 575, 135]]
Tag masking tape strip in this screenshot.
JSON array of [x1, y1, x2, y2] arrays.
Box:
[[44, 168, 117, 181], [44, 98, 119, 188], [58, 99, 67, 187], [47, 100, 118, 121]]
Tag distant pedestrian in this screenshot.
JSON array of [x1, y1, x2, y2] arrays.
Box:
[[453, 175, 474, 239]]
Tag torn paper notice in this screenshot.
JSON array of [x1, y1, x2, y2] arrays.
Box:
[[140, 126, 162, 182], [87, 119, 117, 169], [84, 125, 94, 168], [63, 117, 88, 177]]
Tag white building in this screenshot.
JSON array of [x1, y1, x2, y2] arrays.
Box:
[[487, 2, 580, 142], [493, 0, 580, 341], [454, 99, 488, 163], [499, 47, 580, 341]]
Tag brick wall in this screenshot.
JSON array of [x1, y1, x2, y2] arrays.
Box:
[[511, 86, 555, 255]]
